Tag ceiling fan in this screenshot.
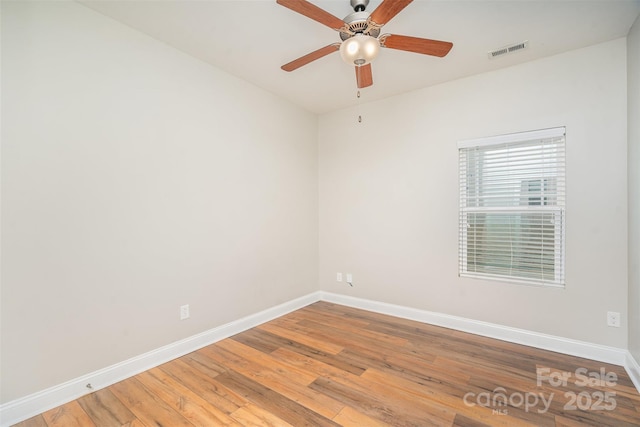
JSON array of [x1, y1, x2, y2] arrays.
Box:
[[277, 0, 453, 89]]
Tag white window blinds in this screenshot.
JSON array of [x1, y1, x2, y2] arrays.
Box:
[[458, 127, 566, 287]]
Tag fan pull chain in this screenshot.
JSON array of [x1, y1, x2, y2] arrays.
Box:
[[357, 90, 362, 123]]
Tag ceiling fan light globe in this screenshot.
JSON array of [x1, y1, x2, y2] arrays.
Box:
[[364, 38, 379, 56], [340, 34, 380, 66], [345, 39, 360, 55]]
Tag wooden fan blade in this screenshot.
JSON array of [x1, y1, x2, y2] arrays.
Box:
[[277, 0, 345, 30], [381, 34, 453, 57], [369, 0, 413, 26], [281, 44, 340, 72], [355, 64, 373, 88]]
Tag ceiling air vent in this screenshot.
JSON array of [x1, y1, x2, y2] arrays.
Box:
[[488, 40, 529, 59]]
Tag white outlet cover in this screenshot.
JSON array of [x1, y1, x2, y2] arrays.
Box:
[[606, 311, 620, 327], [336, 272, 342, 282], [180, 304, 190, 320], [346, 273, 353, 283]]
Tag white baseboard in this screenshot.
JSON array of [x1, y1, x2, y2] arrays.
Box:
[[319, 291, 633, 373], [2, 290, 638, 426], [0, 292, 321, 427], [625, 351, 640, 392]]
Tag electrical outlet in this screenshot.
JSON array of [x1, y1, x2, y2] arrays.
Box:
[[336, 272, 342, 282], [346, 273, 353, 283], [180, 304, 190, 320], [606, 311, 620, 327]]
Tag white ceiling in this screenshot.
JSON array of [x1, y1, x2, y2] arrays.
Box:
[[78, 0, 640, 114]]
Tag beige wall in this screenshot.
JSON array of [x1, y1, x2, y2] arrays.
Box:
[[0, 1, 318, 403], [319, 38, 629, 348], [628, 15, 640, 363]]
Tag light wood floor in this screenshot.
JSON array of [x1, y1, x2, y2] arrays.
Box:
[[14, 301, 640, 426]]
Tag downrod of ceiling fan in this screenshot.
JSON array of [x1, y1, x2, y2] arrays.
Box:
[[350, 0, 369, 12]]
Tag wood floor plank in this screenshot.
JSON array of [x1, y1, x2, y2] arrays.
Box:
[[340, 349, 486, 411], [77, 388, 136, 426], [135, 367, 242, 426], [234, 327, 367, 375], [200, 341, 346, 419], [554, 415, 594, 427], [297, 317, 408, 348], [551, 406, 640, 427], [257, 322, 344, 354], [365, 317, 458, 342], [180, 351, 228, 378], [42, 401, 96, 427], [294, 305, 372, 329], [292, 320, 416, 368], [312, 302, 458, 339], [11, 415, 48, 427], [310, 374, 456, 426], [220, 338, 318, 385], [337, 345, 469, 390], [214, 370, 340, 427], [12, 301, 640, 427], [332, 405, 392, 426], [472, 365, 640, 425], [270, 346, 359, 380], [556, 411, 640, 427], [230, 403, 295, 427], [109, 377, 194, 427], [453, 330, 633, 387], [429, 341, 541, 382], [452, 413, 492, 427], [436, 355, 534, 387], [231, 329, 283, 354], [360, 368, 543, 426], [159, 357, 244, 413]]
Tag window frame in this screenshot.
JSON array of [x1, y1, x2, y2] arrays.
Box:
[[458, 127, 566, 288]]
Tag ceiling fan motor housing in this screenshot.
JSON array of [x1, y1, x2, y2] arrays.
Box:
[[340, 11, 381, 41]]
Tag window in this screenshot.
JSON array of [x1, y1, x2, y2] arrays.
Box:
[[458, 127, 566, 287]]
